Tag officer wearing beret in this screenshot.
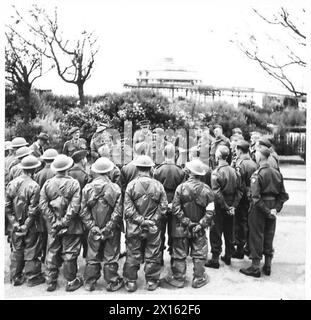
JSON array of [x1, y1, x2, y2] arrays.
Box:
[[206, 145, 243, 268], [240, 147, 288, 278], [90, 122, 112, 161], [80, 158, 124, 292], [232, 140, 257, 259], [29, 132, 49, 158], [123, 155, 168, 292], [62, 127, 87, 157], [6, 155, 45, 287], [39, 155, 83, 292], [166, 159, 214, 289]]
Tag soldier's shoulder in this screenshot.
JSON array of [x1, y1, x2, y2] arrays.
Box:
[[110, 181, 121, 194]]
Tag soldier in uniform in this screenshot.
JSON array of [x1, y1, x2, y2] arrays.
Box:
[[98, 145, 121, 185], [9, 146, 33, 182], [256, 137, 279, 170], [29, 132, 49, 158], [62, 127, 87, 157], [34, 149, 58, 188], [232, 140, 257, 259], [119, 142, 148, 194], [230, 133, 243, 169], [90, 122, 112, 161], [188, 146, 212, 187], [240, 147, 288, 278], [249, 131, 262, 162], [206, 145, 243, 268], [5, 141, 14, 187], [80, 158, 124, 292], [153, 144, 185, 257], [5, 155, 45, 286], [133, 120, 153, 157], [123, 155, 168, 292], [39, 155, 83, 292], [165, 159, 214, 289], [209, 125, 231, 169], [232, 127, 244, 139], [34, 149, 58, 263], [8, 137, 29, 171], [68, 150, 90, 190]]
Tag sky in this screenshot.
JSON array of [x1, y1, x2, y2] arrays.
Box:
[[4, 0, 308, 97]]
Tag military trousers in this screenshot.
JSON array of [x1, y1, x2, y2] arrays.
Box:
[[209, 206, 235, 258], [123, 230, 162, 282], [45, 233, 82, 284], [248, 204, 276, 261], [235, 197, 250, 249], [171, 234, 208, 280], [10, 231, 43, 283], [84, 229, 121, 284]]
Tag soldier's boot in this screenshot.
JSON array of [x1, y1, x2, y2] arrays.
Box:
[[165, 275, 185, 288], [232, 246, 245, 259], [124, 280, 137, 292], [239, 259, 261, 278], [65, 277, 83, 292], [106, 277, 124, 292], [205, 255, 220, 269], [46, 281, 57, 292], [146, 279, 160, 291], [84, 281, 96, 292], [192, 273, 209, 289], [12, 274, 25, 286], [221, 255, 231, 266], [27, 274, 45, 287], [262, 256, 272, 276]]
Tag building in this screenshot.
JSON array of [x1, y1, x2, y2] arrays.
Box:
[[124, 57, 301, 108]]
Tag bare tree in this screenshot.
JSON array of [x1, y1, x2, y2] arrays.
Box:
[[8, 4, 99, 106], [5, 30, 45, 123], [235, 7, 306, 98]]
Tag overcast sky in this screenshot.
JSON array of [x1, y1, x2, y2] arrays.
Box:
[[4, 0, 308, 97]]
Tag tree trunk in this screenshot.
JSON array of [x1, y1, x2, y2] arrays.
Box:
[[78, 83, 85, 107], [22, 87, 31, 124]]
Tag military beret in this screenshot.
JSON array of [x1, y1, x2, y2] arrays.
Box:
[[258, 138, 272, 148], [68, 127, 80, 135], [71, 150, 88, 163], [236, 140, 249, 151], [37, 132, 49, 141], [258, 146, 271, 158]]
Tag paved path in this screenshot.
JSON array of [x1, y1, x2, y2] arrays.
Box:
[[4, 216, 305, 300]]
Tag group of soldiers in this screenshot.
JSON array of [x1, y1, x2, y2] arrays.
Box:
[[4, 119, 289, 293]]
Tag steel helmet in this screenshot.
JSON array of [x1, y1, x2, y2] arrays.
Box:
[[11, 137, 28, 148], [51, 154, 74, 172], [41, 149, 59, 161], [19, 155, 41, 170], [185, 159, 206, 176], [5, 141, 13, 151], [16, 146, 32, 159], [134, 155, 155, 167], [91, 157, 114, 174]]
